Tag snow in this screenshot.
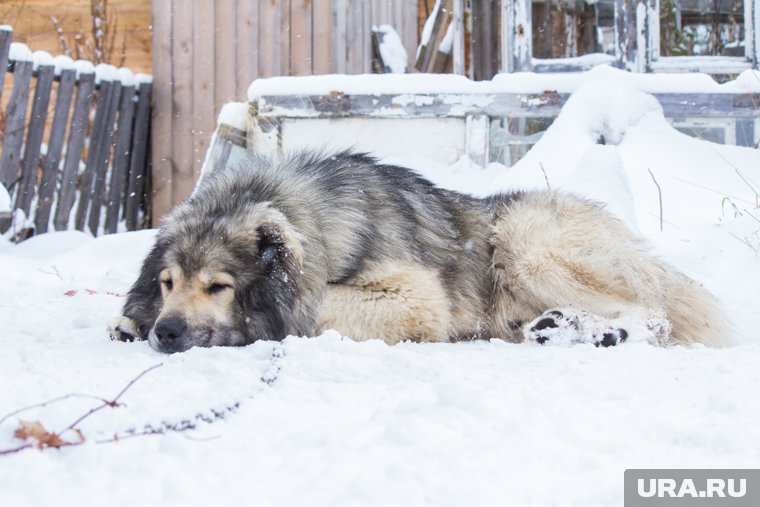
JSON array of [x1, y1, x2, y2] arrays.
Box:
[[53, 55, 75, 76], [2, 70, 760, 505], [0, 184, 11, 213], [0, 25, 13, 32], [135, 73, 153, 85], [117, 67, 135, 87], [31, 50, 53, 71], [374, 24, 408, 73], [8, 42, 32, 62], [216, 101, 249, 131], [249, 65, 760, 99], [94, 63, 118, 84], [74, 59, 95, 77]]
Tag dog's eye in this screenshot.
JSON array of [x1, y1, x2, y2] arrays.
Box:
[[207, 283, 231, 294], [162, 279, 173, 290]]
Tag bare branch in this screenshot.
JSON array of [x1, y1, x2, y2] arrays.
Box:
[[648, 168, 663, 232]]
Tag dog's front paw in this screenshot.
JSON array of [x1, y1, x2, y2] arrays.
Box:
[[108, 316, 142, 342]]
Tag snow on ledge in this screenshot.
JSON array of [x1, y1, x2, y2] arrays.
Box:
[[0, 25, 13, 33], [248, 65, 760, 100], [0, 184, 10, 213]]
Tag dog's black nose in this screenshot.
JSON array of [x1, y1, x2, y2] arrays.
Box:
[[154, 317, 187, 346]]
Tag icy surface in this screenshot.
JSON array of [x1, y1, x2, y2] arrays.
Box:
[[2, 71, 760, 506]]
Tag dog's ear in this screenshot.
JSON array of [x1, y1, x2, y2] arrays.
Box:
[[122, 240, 166, 340]]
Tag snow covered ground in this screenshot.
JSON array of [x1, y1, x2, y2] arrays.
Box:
[[1, 69, 760, 506]]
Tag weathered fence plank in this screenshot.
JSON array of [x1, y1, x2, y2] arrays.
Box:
[[17, 62, 55, 216], [55, 71, 95, 231], [0, 28, 12, 98], [126, 81, 153, 231], [0, 58, 32, 190], [312, 0, 334, 74], [236, 0, 259, 98], [291, 0, 314, 75], [74, 78, 114, 231], [150, 0, 173, 226], [171, 1, 195, 212], [35, 67, 76, 234], [87, 80, 122, 235], [104, 83, 136, 234]]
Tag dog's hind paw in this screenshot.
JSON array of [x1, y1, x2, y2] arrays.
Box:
[[108, 316, 142, 342], [524, 308, 629, 347]]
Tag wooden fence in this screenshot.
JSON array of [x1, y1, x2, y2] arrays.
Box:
[[151, 0, 419, 225], [0, 26, 152, 239]]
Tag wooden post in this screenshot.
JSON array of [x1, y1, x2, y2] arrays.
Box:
[[0, 58, 33, 190], [87, 80, 122, 235], [192, 0, 216, 186], [126, 81, 152, 232], [471, 0, 498, 80], [104, 83, 136, 234], [55, 71, 95, 231], [334, 0, 348, 73], [236, 0, 259, 95], [258, 0, 283, 78], [452, 0, 465, 75], [150, 0, 172, 226], [0, 28, 12, 99], [170, 1, 194, 210], [35, 67, 76, 234], [17, 61, 55, 216]]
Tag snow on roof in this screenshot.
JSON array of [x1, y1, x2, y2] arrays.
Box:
[[248, 65, 760, 100], [8, 42, 32, 62]]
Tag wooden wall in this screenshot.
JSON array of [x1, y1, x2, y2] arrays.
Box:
[[151, 0, 419, 224]]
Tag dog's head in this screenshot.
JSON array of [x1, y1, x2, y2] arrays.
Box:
[[124, 202, 305, 353]]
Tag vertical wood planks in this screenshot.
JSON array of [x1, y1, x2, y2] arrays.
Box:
[[126, 81, 152, 231], [150, 0, 173, 225], [171, 0, 195, 210], [35, 67, 76, 233], [291, 0, 313, 75], [0, 58, 32, 189], [215, 0, 237, 109], [74, 78, 113, 231], [192, 0, 216, 183], [334, 0, 348, 73], [87, 80, 123, 235], [259, 1, 283, 78], [17, 61, 55, 215], [0, 28, 12, 99], [236, 0, 259, 98], [313, 0, 335, 74], [55, 71, 94, 231], [104, 83, 136, 234]]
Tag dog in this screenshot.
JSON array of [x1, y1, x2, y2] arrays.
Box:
[[110, 150, 731, 353]]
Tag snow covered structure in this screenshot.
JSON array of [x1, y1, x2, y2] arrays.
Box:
[[200, 68, 760, 180]]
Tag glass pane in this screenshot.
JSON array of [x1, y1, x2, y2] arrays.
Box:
[[660, 0, 745, 56], [532, 0, 609, 58]]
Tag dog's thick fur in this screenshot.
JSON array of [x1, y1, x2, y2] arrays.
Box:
[[112, 150, 731, 352]]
